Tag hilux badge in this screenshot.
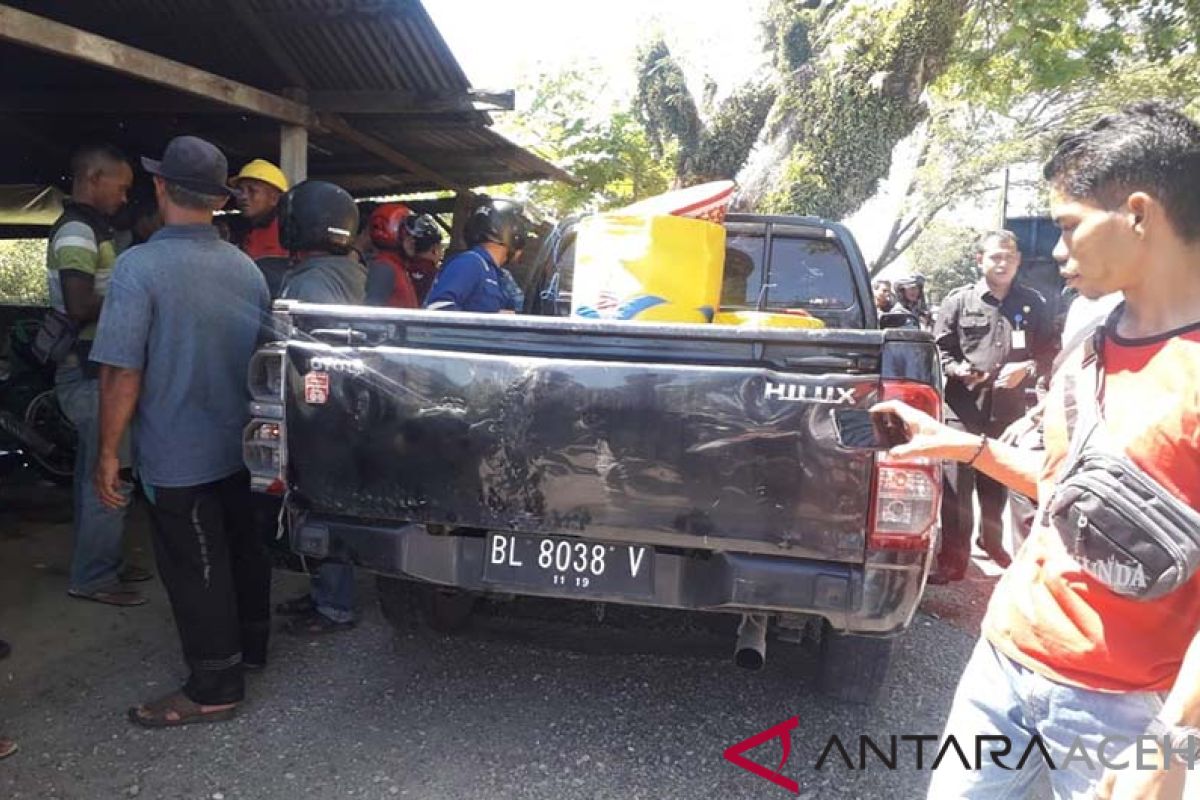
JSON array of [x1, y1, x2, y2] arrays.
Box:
[[763, 382, 857, 404]]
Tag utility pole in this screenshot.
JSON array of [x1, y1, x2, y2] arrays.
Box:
[[997, 167, 1010, 228]]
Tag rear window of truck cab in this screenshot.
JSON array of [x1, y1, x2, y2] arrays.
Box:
[[722, 231, 857, 312]]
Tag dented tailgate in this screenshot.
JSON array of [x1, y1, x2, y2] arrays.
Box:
[[278, 307, 889, 563]]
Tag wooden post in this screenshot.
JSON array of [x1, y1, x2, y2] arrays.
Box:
[[0, 5, 314, 127], [449, 191, 475, 252], [280, 125, 307, 186], [280, 89, 308, 185]]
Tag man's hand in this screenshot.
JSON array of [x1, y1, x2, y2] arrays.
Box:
[[951, 363, 991, 390], [999, 414, 1037, 446], [995, 361, 1033, 390], [963, 370, 992, 390], [94, 452, 129, 510], [869, 401, 981, 462]]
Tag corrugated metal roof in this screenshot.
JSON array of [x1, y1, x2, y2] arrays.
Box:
[[0, 0, 571, 196], [4, 0, 474, 94]]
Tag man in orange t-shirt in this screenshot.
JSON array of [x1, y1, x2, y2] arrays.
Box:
[[878, 103, 1200, 800]]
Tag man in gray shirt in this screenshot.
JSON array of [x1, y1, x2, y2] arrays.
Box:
[[271, 180, 368, 635], [91, 136, 271, 727]]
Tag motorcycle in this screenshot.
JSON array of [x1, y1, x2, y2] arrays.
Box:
[[0, 318, 76, 484]]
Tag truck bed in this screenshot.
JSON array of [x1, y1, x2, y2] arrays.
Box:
[[274, 304, 934, 564]]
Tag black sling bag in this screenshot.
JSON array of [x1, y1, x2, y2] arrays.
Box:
[[1043, 316, 1200, 600]]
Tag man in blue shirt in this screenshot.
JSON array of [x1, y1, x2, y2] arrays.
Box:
[[424, 199, 529, 313], [90, 136, 271, 728]]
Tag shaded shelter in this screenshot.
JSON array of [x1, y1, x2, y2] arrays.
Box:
[[0, 0, 572, 238]]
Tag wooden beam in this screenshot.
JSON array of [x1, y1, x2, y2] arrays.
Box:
[[308, 90, 515, 114], [0, 88, 516, 118], [319, 113, 469, 193], [311, 172, 412, 188], [311, 148, 514, 173], [0, 89, 230, 115], [0, 4, 316, 128]]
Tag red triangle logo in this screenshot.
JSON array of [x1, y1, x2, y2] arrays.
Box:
[[722, 716, 801, 794]]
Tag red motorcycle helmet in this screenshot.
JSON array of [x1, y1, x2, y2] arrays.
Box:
[[369, 203, 411, 250]]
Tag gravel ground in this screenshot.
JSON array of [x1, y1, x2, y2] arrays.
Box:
[[1, 478, 997, 800]]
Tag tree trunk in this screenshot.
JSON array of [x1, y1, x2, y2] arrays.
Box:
[[736, 0, 969, 217]]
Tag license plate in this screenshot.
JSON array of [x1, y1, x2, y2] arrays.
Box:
[[483, 533, 653, 597]]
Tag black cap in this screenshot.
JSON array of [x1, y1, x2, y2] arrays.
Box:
[[141, 136, 235, 198]]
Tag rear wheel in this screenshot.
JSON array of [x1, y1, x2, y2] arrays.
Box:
[[376, 576, 477, 634], [816, 624, 896, 705], [376, 575, 415, 630], [24, 390, 75, 485], [421, 585, 477, 633]]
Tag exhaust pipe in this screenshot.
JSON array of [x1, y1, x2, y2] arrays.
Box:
[[734, 613, 768, 670]]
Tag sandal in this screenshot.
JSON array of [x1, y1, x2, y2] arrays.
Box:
[[118, 565, 154, 583], [0, 737, 16, 760], [68, 588, 147, 607], [274, 594, 316, 616], [127, 690, 238, 729], [282, 610, 355, 637]]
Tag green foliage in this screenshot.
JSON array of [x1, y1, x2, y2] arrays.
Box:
[[514, 0, 1198, 234], [504, 66, 676, 217], [871, 48, 1200, 272], [0, 240, 48, 305], [683, 83, 777, 183], [905, 222, 979, 303], [763, 0, 816, 72], [1099, 0, 1200, 61], [635, 38, 777, 186], [758, 0, 969, 218], [635, 40, 702, 162], [942, 0, 1121, 109], [941, 0, 1200, 109]]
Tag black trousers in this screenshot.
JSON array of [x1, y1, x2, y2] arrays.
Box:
[[145, 469, 271, 705], [937, 418, 1010, 574]]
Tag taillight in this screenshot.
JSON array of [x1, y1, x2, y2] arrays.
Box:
[[867, 380, 942, 550], [248, 346, 285, 402], [245, 418, 285, 495], [245, 346, 286, 495]]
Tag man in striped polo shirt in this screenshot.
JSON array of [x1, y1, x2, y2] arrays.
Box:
[[47, 144, 150, 607]]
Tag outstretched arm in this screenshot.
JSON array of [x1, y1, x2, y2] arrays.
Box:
[[871, 399, 1044, 500]]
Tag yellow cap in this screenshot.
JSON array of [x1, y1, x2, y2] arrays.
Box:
[[230, 159, 289, 192]]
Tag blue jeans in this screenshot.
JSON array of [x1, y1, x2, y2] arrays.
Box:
[[310, 563, 356, 624], [927, 638, 1165, 800], [56, 368, 131, 593]]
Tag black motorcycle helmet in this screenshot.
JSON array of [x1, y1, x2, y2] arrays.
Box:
[[464, 199, 529, 258], [278, 180, 358, 255], [403, 213, 443, 253]]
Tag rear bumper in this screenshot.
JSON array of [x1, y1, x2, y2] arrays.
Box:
[[293, 515, 930, 635]]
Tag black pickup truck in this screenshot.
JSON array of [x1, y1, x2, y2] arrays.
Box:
[[244, 214, 942, 703]]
